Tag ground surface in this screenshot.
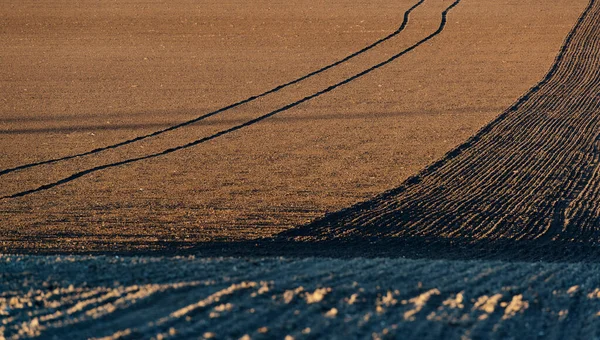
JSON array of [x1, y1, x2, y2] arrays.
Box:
[[2, 0, 600, 339], [0, 0, 588, 252], [3, 255, 600, 340], [283, 0, 600, 262]]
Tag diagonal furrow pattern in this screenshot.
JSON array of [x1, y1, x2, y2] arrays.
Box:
[[281, 0, 600, 260]]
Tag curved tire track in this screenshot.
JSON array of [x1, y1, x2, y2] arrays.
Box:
[[0, 0, 426, 178], [1, 0, 462, 200]]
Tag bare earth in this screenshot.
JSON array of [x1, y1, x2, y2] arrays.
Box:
[[0, 0, 587, 251], [2, 0, 600, 338], [3, 255, 600, 339]]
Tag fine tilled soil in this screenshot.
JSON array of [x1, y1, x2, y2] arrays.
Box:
[[1, 0, 599, 338], [0, 0, 587, 252], [282, 0, 600, 262]]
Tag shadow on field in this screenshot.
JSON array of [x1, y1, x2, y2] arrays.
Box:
[[2, 123, 175, 134], [8, 234, 599, 262], [175, 237, 600, 262], [0, 106, 499, 135]]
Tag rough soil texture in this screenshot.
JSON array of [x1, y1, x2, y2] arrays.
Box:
[[282, 0, 600, 262], [0, 0, 588, 252], [2, 1, 599, 339], [3, 255, 600, 339]]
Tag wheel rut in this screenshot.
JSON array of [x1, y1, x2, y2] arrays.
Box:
[[0, 0, 427, 181], [0, 0, 462, 200]]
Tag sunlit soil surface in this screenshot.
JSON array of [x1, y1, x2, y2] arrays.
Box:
[[1, 1, 598, 338], [0, 0, 587, 252]]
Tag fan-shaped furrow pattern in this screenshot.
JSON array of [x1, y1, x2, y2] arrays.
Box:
[[281, 0, 600, 261]]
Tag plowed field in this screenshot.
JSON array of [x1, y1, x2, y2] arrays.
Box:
[[1, 0, 599, 338], [0, 0, 588, 253], [283, 0, 600, 262], [4, 255, 600, 339]]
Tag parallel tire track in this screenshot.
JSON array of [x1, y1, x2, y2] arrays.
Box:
[[0, 0, 426, 178], [0, 0, 462, 200], [280, 0, 600, 262]]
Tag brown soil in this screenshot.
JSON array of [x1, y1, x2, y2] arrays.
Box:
[[0, 0, 588, 253], [2, 2, 599, 338], [281, 0, 600, 262]]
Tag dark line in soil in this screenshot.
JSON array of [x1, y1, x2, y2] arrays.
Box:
[[0, 0, 426, 177], [1, 0, 462, 200], [279, 0, 598, 240], [277, 0, 600, 261]]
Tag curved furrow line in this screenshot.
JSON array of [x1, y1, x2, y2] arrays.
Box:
[[485, 50, 600, 241], [558, 138, 600, 242], [0, 0, 426, 178], [404, 42, 600, 231], [405, 6, 600, 202], [372, 1, 596, 236], [428, 7, 600, 244], [321, 72, 600, 240], [564, 140, 600, 224], [353, 93, 597, 241], [408, 57, 600, 244], [280, 0, 600, 261], [0, 0, 463, 200], [395, 0, 599, 196], [439, 90, 600, 242]]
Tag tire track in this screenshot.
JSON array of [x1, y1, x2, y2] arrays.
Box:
[[0, 0, 463, 200], [0, 0, 426, 178], [280, 0, 600, 261]]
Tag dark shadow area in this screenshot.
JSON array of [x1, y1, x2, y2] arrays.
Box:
[[0, 106, 500, 135], [199, 237, 600, 262], [0, 109, 193, 124], [4, 236, 600, 263], [1, 123, 174, 135]]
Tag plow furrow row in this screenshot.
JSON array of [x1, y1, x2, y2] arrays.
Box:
[[282, 0, 600, 261]]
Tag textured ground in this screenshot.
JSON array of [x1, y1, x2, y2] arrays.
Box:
[[0, 0, 587, 252], [282, 0, 600, 262], [3, 255, 600, 340], [2, 1, 599, 339]]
